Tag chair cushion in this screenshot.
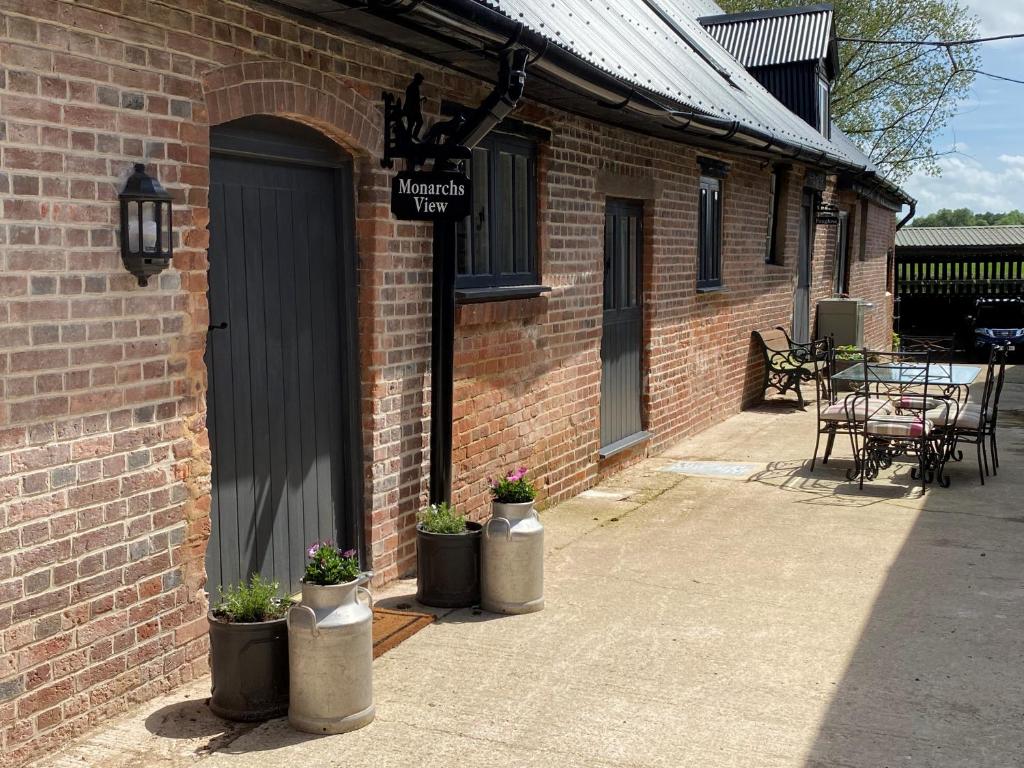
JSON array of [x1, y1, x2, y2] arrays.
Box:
[[866, 415, 932, 437], [820, 398, 893, 422], [928, 403, 982, 429], [896, 394, 942, 411]]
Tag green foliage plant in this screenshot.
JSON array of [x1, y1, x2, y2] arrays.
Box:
[[418, 502, 468, 534], [912, 208, 1024, 227], [304, 541, 362, 586], [214, 574, 291, 623], [834, 344, 862, 361], [489, 466, 537, 504]]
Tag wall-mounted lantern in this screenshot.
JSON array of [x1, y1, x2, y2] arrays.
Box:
[[119, 163, 172, 286]]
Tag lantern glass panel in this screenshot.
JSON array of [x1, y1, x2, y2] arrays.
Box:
[[141, 201, 157, 253], [160, 203, 170, 255], [127, 201, 141, 252]]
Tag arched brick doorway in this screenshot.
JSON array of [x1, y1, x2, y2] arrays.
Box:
[[204, 115, 363, 594]]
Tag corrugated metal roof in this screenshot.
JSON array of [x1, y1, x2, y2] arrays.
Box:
[[896, 226, 1024, 249], [830, 125, 876, 175], [476, 0, 863, 167], [699, 4, 833, 68]]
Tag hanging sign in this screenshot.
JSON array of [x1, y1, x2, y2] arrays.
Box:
[[391, 170, 471, 221]]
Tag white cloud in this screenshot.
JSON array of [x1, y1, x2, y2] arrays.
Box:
[[906, 154, 1024, 215], [967, 0, 1024, 39]]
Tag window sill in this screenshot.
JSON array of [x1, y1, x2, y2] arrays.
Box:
[[696, 285, 727, 294], [455, 290, 550, 327], [455, 285, 551, 304]]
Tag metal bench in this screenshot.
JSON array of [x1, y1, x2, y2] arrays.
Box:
[[752, 327, 827, 408]]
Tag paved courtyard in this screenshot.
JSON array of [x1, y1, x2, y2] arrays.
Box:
[[35, 367, 1024, 768]]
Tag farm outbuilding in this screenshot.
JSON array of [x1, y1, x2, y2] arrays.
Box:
[[894, 226, 1024, 341]]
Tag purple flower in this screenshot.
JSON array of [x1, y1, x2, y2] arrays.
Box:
[[307, 542, 322, 558], [506, 466, 528, 482], [342, 548, 357, 559]]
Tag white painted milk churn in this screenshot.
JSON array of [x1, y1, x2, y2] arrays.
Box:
[[287, 579, 375, 734], [481, 500, 544, 614]]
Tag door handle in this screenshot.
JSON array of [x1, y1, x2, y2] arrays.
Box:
[[208, 322, 228, 331]]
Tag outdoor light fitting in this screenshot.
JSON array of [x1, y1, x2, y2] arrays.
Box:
[[119, 163, 172, 287]]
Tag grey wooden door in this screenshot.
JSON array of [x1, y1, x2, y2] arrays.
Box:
[[793, 191, 815, 344], [601, 199, 644, 452], [205, 117, 361, 595]]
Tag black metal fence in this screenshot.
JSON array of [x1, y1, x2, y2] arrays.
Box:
[[895, 249, 1024, 341], [896, 252, 1024, 297]]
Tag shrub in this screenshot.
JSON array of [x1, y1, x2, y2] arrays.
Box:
[[418, 502, 467, 534], [304, 542, 362, 585], [214, 574, 291, 623], [489, 466, 537, 503]]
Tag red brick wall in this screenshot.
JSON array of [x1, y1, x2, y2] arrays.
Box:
[[0, 1, 901, 763]]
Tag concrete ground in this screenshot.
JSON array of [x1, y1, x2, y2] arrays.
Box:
[[34, 367, 1024, 768]]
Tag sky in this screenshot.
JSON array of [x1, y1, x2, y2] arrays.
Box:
[[902, 0, 1024, 216]]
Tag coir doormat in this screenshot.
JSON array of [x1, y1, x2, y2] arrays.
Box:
[[372, 607, 434, 658]]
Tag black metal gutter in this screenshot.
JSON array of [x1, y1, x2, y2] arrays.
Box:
[[896, 200, 917, 230], [397, 0, 913, 207]]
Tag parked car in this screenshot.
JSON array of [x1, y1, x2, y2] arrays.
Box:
[[969, 298, 1024, 357]]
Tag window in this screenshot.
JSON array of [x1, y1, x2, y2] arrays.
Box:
[[832, 211, 850, 295], [858, 199, 869, 260], [817, 77, 831, 138], [455, 133, 537, 289], [698, 176, 723, 290], [765, 168, 787, 263]]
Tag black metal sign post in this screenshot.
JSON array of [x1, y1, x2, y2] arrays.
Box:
[[382, 51, 528, 505], [429, 221, 456, 504]]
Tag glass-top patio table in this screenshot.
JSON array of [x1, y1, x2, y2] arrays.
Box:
[[832, 362, 982, 490], [832, 363, 981, 387]]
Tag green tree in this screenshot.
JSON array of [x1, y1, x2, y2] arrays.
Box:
[[912, 207, 978, 226], [911, 208, 1024, 226], [717, 0, 979, 183], [994, 210, 1024, 225]]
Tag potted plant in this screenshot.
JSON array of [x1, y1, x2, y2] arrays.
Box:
[[481, 467, 545, 615], [833, 344, 861, 392], [287, 543, 375, 734], [208, 574, 292, 721], [416, 502, 482, 608]]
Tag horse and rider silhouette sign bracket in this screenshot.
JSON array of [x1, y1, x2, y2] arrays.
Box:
[[381, 73, 471, 222]]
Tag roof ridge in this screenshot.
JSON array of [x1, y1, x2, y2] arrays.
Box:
[[698, 3, 833, 26]]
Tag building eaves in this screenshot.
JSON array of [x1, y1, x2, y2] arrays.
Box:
[[271, 0, 911, 206]]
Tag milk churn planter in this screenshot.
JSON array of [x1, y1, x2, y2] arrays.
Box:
[[287, 543, 375, 734], [208, 575, 292, 722], [416, 502, 482, 608], [481, 467, 544, 615]]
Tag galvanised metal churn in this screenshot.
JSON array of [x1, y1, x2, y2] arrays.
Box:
[[481, 500, 544, 614], [286, 578, 375, 734]]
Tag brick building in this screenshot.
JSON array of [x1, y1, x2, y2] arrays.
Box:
[[0, 0, 911, 763]]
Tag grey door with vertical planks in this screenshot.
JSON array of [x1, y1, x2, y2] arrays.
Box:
[[793, 190, 815, 344], [601, 199, 644, 452], [205, 117, 361, 595]]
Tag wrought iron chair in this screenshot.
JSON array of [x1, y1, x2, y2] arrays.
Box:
[[846, 350, 953, 492], [899, 335, 955, 362], [811, 343, 896, 471], [944, 344, 1008, 484], [752, 326, 827, 408], [987, 346, 1009, 473]]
